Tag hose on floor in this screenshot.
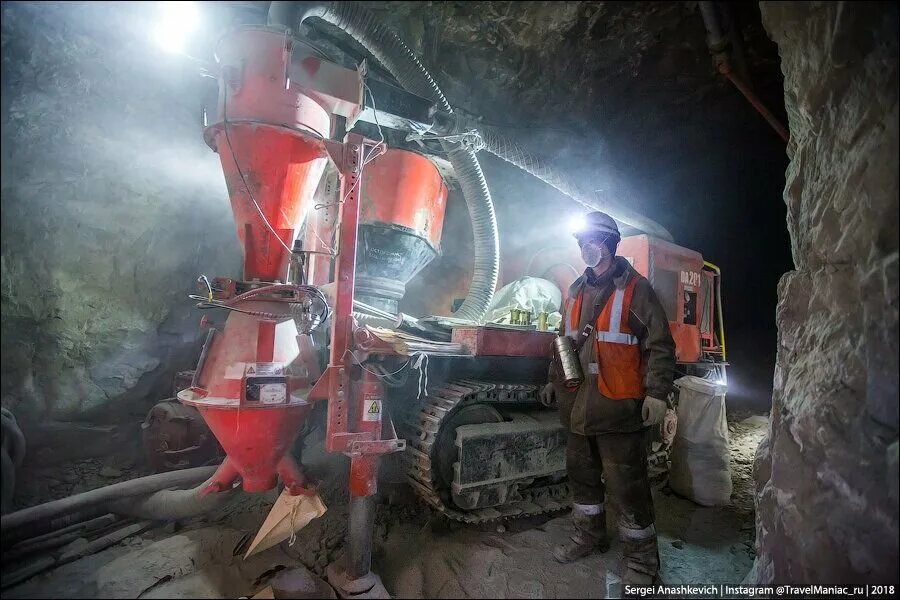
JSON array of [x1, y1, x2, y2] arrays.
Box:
[[0, 466, 232, 543]]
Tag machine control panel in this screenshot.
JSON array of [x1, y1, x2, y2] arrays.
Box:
[[244, 376, 287, 405]]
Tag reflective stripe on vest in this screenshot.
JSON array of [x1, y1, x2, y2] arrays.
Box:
[[566, 276, 645, 400], [596, 287, 639, 345]]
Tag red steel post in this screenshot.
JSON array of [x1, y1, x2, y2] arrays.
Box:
[[324, 133, 372, 454]]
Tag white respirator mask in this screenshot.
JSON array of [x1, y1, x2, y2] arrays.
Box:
[[580, 241, 609, 268]]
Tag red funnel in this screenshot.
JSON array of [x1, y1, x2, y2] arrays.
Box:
[[196, 403, 312, 492], [215, 125, 327, 282]]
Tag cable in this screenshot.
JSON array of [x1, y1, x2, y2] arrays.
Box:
[[411, 352, 429, 399], [221, 91, 295, 256], [309, 221, 336, 256], [198, 275, 214, 302], [354, 299, 397, 321], [374, 362, 411, 387], [362, 78, 384, 154], [312, 141, 384, 211], [188, 283, 330, 327], [524, 244, 571, 277], [540, 262, 581, 280], [313, 75, 386, 212], [189, 296, 294, 319], [349, 351, 411, 379]]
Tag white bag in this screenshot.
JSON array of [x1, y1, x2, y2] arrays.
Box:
[[668, 376, 732, 506], [484, 276, 562, 327]]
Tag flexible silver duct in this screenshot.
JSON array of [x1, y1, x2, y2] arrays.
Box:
[[475, 125, 674, 241], [272, 1, 499, 322], [430, 114, 675, 241]]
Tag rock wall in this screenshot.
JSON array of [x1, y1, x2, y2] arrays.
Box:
[[754, 2, 899, 583], [0, 3, 239, 426]]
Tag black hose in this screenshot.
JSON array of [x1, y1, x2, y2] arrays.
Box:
[[1, 409, 26, 516], [0, 466, 218, 538], [698, 1, 726, 50], [1, 507, 109, 548], [273, 1, 500, 322]]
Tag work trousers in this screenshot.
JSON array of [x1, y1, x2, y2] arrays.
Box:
[[567, 429, 659, 579]]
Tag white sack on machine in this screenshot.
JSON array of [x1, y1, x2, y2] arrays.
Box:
[[485, 276, 562, 327], [668, 376, 732, 506]]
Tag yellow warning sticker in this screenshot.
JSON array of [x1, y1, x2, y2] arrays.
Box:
[[363, 399, 382, 422]]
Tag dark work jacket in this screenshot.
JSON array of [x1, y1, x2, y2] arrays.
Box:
[[551, 257, 676, 435]]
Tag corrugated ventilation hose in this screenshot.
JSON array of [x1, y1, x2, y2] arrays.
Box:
[[272, 1, 499, 322], [473, 125, 674, 241]]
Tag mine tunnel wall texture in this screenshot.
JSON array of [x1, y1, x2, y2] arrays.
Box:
[[754, 2, 899, 584], [0, 3, 240, 424]]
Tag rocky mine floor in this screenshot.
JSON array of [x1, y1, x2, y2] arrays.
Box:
[[4, 411, 767, 599]]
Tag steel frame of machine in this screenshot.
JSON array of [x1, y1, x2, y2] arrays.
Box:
[[176, 23, 417, 595], [305, 133, 407, 593]]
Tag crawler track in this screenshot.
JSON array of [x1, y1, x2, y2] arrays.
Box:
[[401, 379, 570, 523]]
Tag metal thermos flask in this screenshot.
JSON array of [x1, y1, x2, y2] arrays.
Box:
[[553, 335, 583, 390]]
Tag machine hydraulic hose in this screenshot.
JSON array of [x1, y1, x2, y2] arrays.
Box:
[[269, 0, 500, 323]]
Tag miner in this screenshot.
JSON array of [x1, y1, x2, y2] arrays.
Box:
[[541, 211, 676, 585]]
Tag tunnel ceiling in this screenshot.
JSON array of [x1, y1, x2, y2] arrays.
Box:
[[227, 2, 784, 124], [225, 1, 785, 156], [356, 1, 782, 136]]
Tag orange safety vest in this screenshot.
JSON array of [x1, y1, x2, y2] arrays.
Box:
[[565, 277, 645, 400]]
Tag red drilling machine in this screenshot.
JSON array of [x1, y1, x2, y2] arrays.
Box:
[[141, 5, 727, 597]]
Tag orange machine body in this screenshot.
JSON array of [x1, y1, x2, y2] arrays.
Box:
[[617, 235, 711, 364], [205, 25, 332, 282], [546, 235, 722, 366], [352, 148, 449, 312], [360, 149, 448, 251], [180, 26, 338, 496], [213, 125, 327, 282]]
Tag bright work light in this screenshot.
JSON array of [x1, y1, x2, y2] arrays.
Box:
[[153, 1, 200, 54]]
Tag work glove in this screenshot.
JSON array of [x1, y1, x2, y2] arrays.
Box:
[[540, 382, 557, 407], [641, 395, 667, 426]]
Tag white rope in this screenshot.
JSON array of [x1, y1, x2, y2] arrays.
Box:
[[411, 352, 429, 399], [287, 493, 301, 547]]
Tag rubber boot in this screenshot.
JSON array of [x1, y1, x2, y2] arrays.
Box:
[[553, 509, 610, 563], [621, 530, 661, 586]]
